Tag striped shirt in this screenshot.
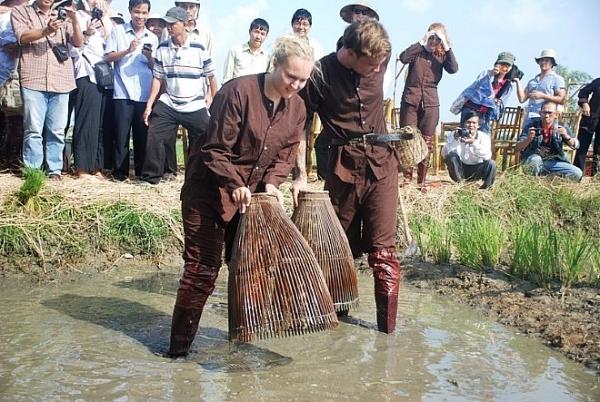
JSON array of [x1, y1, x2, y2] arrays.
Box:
[[153, 35, 215, 113], [11, 3, 76, 93]]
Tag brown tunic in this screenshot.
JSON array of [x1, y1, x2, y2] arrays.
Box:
[[399, 43, 458, 108], [181, 73, 305, 224], [302, 52, 398, 254], [302, 52, 396, 183]]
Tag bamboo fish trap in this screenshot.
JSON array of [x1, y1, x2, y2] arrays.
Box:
[[228, 193, 338, 342], [394, 125, 429, 170], [291, 191, 359, 313]]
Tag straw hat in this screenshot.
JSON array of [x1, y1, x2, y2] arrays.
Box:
[[535, 49, 558, 66], [339, 2, 379, 23]]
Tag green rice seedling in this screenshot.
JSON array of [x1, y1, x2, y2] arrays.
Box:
[[510, 224, 559, 287], [0, 224, 28, 255], [410, 216, 431, 262], [559, 230, 595, 291], [428, 217, 452, 264], [451, 211, 505, 269], [16, 168, 45, 212]]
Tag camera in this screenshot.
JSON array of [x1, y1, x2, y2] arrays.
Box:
[[56, 6, 68, 21], [142, 43, 152, 52], [457, 128, 471, 138], [91, 7, 103, 20], [531, 127, 543, 136], [508, 64, 524, 81]]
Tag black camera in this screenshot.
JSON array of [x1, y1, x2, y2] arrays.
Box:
[[51, 44, 69, 62], [142, 43, 152, 52], [457, 128, 471, 138], [56, 6, 68, 21], [531, 127, 543, 136], [91, 7, 103, 20], [508, 64, 524, 81]]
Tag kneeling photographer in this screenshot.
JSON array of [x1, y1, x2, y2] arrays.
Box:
[[516, 100, 582, 181], [11, 0, 84, 180], [442, 111, 496, 189]]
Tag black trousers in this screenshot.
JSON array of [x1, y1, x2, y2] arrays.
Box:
[[73, 76, 105, 173], [314, 131, 331, 180], [102, 90, 115, 170], [113, 99, 148, 179], [445, 152, 496, 189], [574, 116, 600, 176], [140, 102, 209, 184]]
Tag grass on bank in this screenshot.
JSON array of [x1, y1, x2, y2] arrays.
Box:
[[0, 175, 181, 273], [409, 173, 600, 290]]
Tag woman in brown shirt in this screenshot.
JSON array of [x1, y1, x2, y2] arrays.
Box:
[[399, 22, 458, 187], [168, 34, 315, 357]]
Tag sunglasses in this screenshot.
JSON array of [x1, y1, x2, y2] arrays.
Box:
[[353, 7, 370, 15]]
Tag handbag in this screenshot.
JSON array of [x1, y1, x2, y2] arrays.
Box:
[[0, 70, 23, 115], [393, 125, 429, 170], [83, 53, 114, 89]]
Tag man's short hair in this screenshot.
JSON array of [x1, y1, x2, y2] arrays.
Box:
[[342, 20, 390, 60], [291, 9, 312, 26], [129, 0, 151, 11], [462, 110, 480, 122], [250, 18, 269, 33]]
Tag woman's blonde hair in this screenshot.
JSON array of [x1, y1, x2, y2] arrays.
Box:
[[271, 34, 315, 67]]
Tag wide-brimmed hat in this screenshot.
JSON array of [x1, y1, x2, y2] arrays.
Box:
[[146, 13, 165, 23], [162, 6, 188, 23], [535, 49, 558, 66], [495, 51, 515, 66], [340, 2, 379, 23], [108, 9, 125, 24]]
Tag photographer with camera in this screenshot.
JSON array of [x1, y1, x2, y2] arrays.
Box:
[[441, 111, 496, 189], [450, 51, 521, 134], [11, 0, 84, 180], [516, 101, 582, 181]]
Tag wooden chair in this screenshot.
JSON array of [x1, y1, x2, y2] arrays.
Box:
[[391, 107, 402, 129], [490, 106, 524, 171], [559, 111, 582, 162], [433, 121, 461, 174]]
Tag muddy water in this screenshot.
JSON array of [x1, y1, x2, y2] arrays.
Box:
[[1, 265, 598, 401]]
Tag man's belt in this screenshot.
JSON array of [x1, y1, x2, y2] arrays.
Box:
[[330, 133, 413, 146]]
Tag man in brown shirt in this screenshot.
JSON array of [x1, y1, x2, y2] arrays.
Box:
[[296, 20, 401, 334], [167, 35, 314, 357], [11, 0, 83, 179]]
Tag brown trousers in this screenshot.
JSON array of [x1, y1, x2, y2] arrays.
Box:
[[399, 102, 438, 184]]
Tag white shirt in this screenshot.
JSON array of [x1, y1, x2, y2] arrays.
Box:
[[222, 42, 269, 84], [442, 130, 492, 165], [105, 22, 158, 102], [73, 11, 107, 84]]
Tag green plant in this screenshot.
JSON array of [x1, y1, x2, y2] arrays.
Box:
[[559, 231, 595, 291], [452, 212, 506, 269], [510, 224, 559, 287], [16, 168, 45, 211], [410, 216, 451, 264]]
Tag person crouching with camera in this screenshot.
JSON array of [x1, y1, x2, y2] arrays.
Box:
[[441, 111, 496, 189], [516, 100, 582, 181], [11, 0, 84, 180]]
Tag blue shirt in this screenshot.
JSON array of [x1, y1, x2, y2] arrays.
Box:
[[0, 11, 17, 86], [525, 71, 565, 118], [105, 22, 158, 102]]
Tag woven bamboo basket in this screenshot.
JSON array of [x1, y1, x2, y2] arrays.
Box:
[[228, 193, 338, 342], [291, 191, 359, 312], [394, 125, 429, 169]]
